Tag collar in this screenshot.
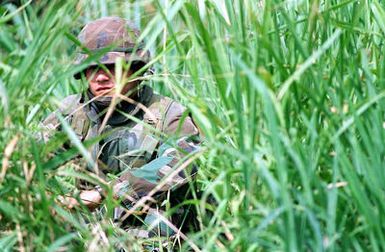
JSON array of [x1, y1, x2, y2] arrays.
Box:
[[84, 85, 154, 126]]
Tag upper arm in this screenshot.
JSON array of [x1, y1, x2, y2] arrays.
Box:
[[163, 101, 199, 137]]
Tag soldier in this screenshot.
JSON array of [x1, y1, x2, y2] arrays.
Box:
[[41, 16, 201, 243]]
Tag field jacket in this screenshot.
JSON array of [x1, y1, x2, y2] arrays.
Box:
[[41, 85, 200, 211]]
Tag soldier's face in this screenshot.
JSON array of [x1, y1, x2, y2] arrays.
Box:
[[86, 64, 139, 97]]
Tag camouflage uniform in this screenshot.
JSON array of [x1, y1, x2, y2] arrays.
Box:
[[41, 17, 200, 241]]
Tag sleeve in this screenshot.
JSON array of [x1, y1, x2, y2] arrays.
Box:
[[36, 95, 82, 143], [111, 101, 201, 205], [37, 112, 61, 143]]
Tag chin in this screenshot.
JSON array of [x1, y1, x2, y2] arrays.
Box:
[[96, 91, 115, 97]]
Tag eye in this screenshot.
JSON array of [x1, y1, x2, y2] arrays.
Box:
[[86, 66, 100, 74], [106, 64, 115, 73]]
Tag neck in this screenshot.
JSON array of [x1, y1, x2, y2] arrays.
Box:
[[86, 85, 152, 125]]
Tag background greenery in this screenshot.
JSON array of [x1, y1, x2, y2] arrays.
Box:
[[1, 0, 385, 251]]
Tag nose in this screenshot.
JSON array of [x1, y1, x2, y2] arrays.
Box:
[[95, 70, 110, 83]]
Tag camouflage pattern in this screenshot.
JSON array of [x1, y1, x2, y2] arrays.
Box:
[[73, 16, 151, 79], [41, 85, 201, 239]]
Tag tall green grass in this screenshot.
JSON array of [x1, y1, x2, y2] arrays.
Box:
[[1, 0, 385, 251]]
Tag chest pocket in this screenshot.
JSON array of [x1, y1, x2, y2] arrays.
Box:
[[99, 124, 160, 173]]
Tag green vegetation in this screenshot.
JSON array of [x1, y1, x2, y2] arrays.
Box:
[[1, 0, 385, 250]]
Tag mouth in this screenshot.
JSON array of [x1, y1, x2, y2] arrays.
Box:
[[96, 86, 114, 92]]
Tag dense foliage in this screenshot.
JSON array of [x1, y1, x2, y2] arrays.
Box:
[[1, 0, 385, 251]]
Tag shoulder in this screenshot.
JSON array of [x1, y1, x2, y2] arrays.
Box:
[[41, 94, 83, 127], [146, 93, 183, 120], [56, 94, 83, 115], [146, 93, 198, 136]]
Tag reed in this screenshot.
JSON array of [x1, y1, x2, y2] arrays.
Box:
[[1, 0, 385, 250]]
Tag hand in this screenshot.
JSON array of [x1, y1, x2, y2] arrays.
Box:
[[79, 189, 103, 210], [58, 190, 102, 211], [57, 195, 80, 210]]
